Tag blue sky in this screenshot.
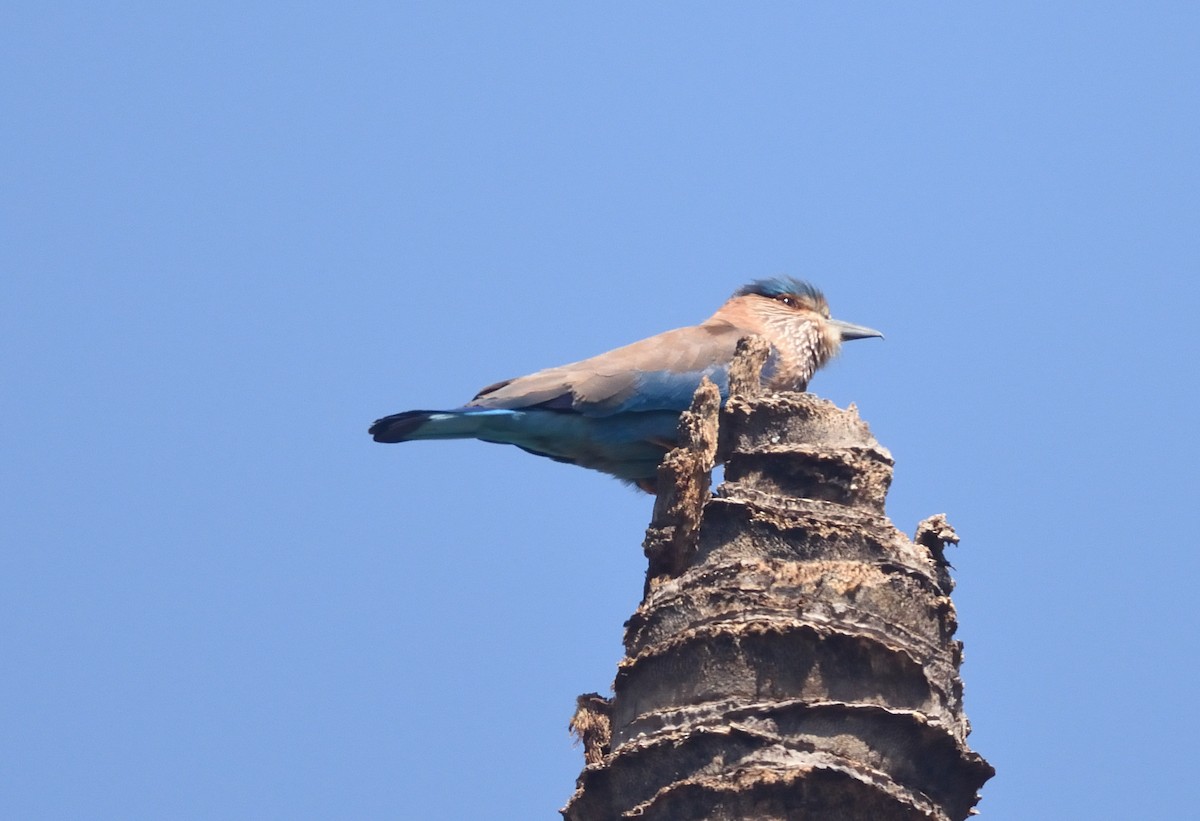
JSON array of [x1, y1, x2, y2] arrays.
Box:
[[3, 3, 1198, 818]]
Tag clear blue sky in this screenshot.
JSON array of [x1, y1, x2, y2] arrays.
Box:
[[3, 3, 1198, 818]]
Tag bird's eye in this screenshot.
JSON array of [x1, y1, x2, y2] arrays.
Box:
[[775, 295, 797, 308]]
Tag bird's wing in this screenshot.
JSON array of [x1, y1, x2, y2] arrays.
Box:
[[468, 320, 749, 416]]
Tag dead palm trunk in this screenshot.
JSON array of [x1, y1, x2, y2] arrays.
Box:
[[564, 339, 992, 820]]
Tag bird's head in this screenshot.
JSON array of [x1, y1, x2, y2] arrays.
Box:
[[732, 277, 883, 386]]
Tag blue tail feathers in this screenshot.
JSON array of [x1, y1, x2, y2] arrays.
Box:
[[369, 405, 682, 484], [369, 410, 433, 442], [369, 408, 516, 443]]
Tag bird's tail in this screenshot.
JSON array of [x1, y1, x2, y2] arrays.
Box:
[[369, 408, 514, 443]]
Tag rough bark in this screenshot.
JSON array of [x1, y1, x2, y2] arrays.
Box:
[[642, 376, 722, 587], [565, 340, 992, 820]]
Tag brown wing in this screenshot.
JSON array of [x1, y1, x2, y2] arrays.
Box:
[[467, 319, 748, 415]]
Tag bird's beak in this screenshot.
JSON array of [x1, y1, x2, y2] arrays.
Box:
[[829, 318, 884, 341]]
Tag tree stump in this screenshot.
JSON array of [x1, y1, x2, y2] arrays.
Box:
[[565, 341, 992, 820]]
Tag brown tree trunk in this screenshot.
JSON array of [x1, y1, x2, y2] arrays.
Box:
[[565, 340, 992, 820]]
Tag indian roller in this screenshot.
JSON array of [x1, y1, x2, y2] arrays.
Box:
[[369, 278, 882, 492]]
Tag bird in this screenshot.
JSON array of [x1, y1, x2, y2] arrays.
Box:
[[369, 278, 882, 492]]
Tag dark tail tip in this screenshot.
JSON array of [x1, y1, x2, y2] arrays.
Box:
[[369, 410, 431, 443]]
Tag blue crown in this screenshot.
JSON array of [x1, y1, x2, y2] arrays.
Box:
[[734, 277, 824, 302]]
